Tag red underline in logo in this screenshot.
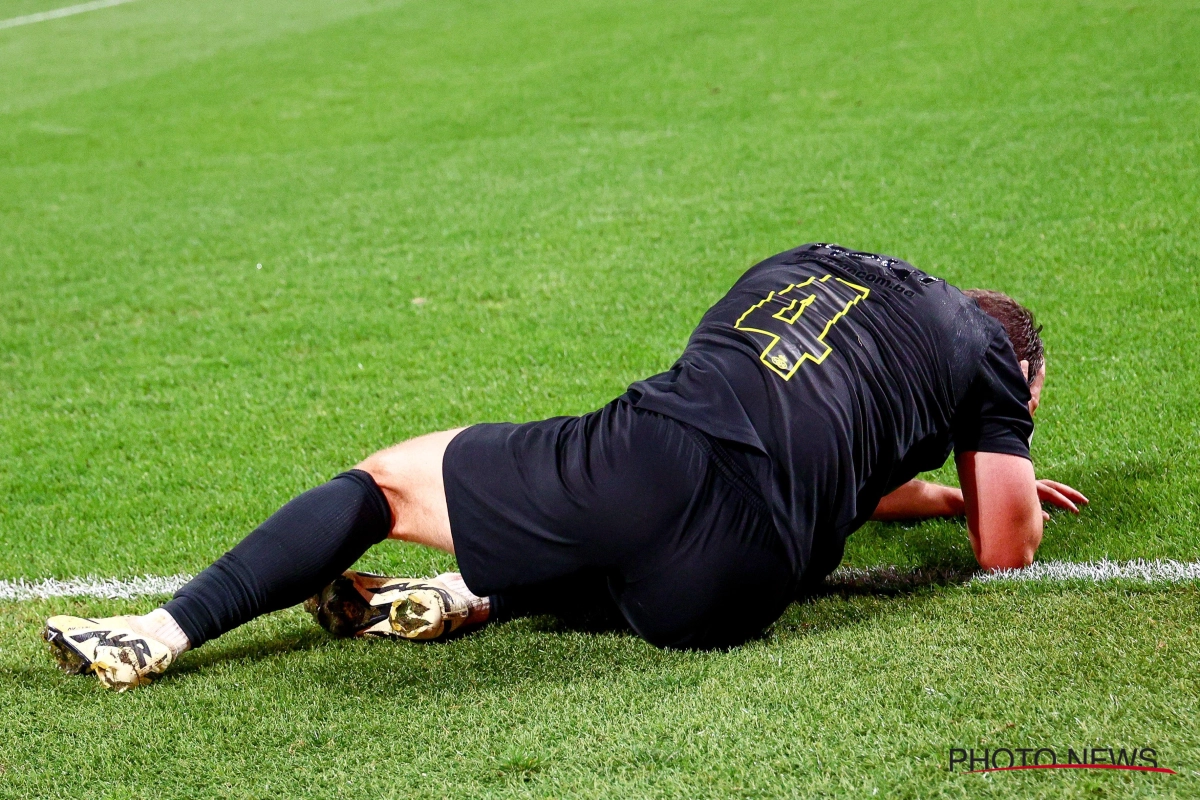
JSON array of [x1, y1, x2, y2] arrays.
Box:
[[968, 764, 1176, 775]]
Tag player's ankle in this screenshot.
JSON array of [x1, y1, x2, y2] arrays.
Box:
[[136, 608, 192, 659], [435, 572, 491, 625]]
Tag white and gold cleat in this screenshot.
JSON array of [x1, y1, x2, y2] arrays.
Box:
[[44, 615, 174, 691], [305, 571, 475, 641]]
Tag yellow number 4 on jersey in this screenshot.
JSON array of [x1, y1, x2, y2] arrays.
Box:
[[734, 275, 870, 380]]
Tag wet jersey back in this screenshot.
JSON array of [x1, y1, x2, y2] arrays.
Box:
[[626, 243, 1034, 582]]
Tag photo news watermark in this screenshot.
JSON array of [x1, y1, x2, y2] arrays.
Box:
[[949, 747, 1175, 774]]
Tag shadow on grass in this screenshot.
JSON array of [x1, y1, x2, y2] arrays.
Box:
[[5, 578, 970, 698], [841, 515, 976, 573], [145, 588, 944, 697], [763, 562, 975, 642], [814, 564, 976, 597], [149, 561, 991, 691], [168, 625, 335, 675]]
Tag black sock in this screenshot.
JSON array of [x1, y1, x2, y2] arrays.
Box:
[[163, 469, 392, 648]]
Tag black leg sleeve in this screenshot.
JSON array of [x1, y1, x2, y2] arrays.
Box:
[[163, 469, 392, 648]]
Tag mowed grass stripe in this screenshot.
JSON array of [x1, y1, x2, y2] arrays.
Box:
[[6, 560, 1200, 601]]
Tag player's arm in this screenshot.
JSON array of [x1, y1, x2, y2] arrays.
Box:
[[955, 451, 1043, 570], [870, 480, 963, 521], [871, 477, 1087, 521]]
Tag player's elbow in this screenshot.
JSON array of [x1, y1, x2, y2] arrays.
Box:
[[959, 451, 1044, 572], [978, 548, 1035, 572], [976, 517, 1043, 572]]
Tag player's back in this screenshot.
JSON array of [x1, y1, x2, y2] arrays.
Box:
[[627, 243, 1033, 580]]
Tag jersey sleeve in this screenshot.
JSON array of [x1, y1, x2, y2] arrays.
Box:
[[952, 326, 1035, 460]]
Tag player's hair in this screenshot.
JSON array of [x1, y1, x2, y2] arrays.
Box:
[[964, 289, 1044, 383]]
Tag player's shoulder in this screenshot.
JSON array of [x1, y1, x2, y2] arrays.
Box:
[[739, 243, 968, 308], [749, 243, 1001, 350]]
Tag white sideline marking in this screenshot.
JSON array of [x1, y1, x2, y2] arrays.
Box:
[[974, 558, 1200, 583], [0, 0, 140, 31], [828, 558, 1200, 587], [0, 574, 191, 601], [1, 560, 1198, 602]]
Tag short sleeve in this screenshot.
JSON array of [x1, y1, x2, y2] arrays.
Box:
[[952, 326, 1035, 460]]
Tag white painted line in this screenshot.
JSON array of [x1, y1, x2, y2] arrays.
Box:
[[975, 558, 1200, 583], [830, 561, 1200, 592], [829, 558, 1200, 589], [2, 559, 1198, 603], [0, 0, 140, 31], [0, 574, 191, 601]]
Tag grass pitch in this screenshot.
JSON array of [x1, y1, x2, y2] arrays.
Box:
[[1, 0, 1199, 796]]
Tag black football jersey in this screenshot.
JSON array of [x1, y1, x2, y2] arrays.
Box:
[[626, 243, 1034, 581]]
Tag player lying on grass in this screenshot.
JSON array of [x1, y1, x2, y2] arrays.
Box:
[[45, 243, 1087, 690]]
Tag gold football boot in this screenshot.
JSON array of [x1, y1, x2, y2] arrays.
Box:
[[44, 615, 174, 691]]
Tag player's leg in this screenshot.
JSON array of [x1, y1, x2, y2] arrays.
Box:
[[44, 428, 466, 690], [308, 400, 716, 647], [301, 429, 500, 641], [345, 399, 795, 651], [488, 570, 626, 631], [307, 423, 633, 641], [357, 427, 464, 552]]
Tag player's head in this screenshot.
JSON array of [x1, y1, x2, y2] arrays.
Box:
[[964, 289, 1045, 415]]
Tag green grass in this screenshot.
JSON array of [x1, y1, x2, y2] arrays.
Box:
[[2, 586, 1198, 798], [1, 0, 1198, 796]]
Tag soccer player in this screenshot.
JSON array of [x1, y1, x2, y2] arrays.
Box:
[[45, 243, 1086, 690]]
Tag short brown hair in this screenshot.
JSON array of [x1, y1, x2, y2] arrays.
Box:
[[964, 289, 1044, 382]]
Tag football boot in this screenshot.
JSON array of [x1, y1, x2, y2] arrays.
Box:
[[305, 571, 474, 641], [44, 615, 174, 691]]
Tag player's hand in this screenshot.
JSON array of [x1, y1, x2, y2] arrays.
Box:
[[1036, 479, 1088, 519]]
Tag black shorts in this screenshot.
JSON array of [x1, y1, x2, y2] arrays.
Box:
[[443, 398, 796, 649]]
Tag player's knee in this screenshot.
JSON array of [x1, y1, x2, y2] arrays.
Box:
[[355, 449, 390, 482], [356, 431, 456, 487], [355, 447, 414, 514], [356, 447, 406, 489]]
